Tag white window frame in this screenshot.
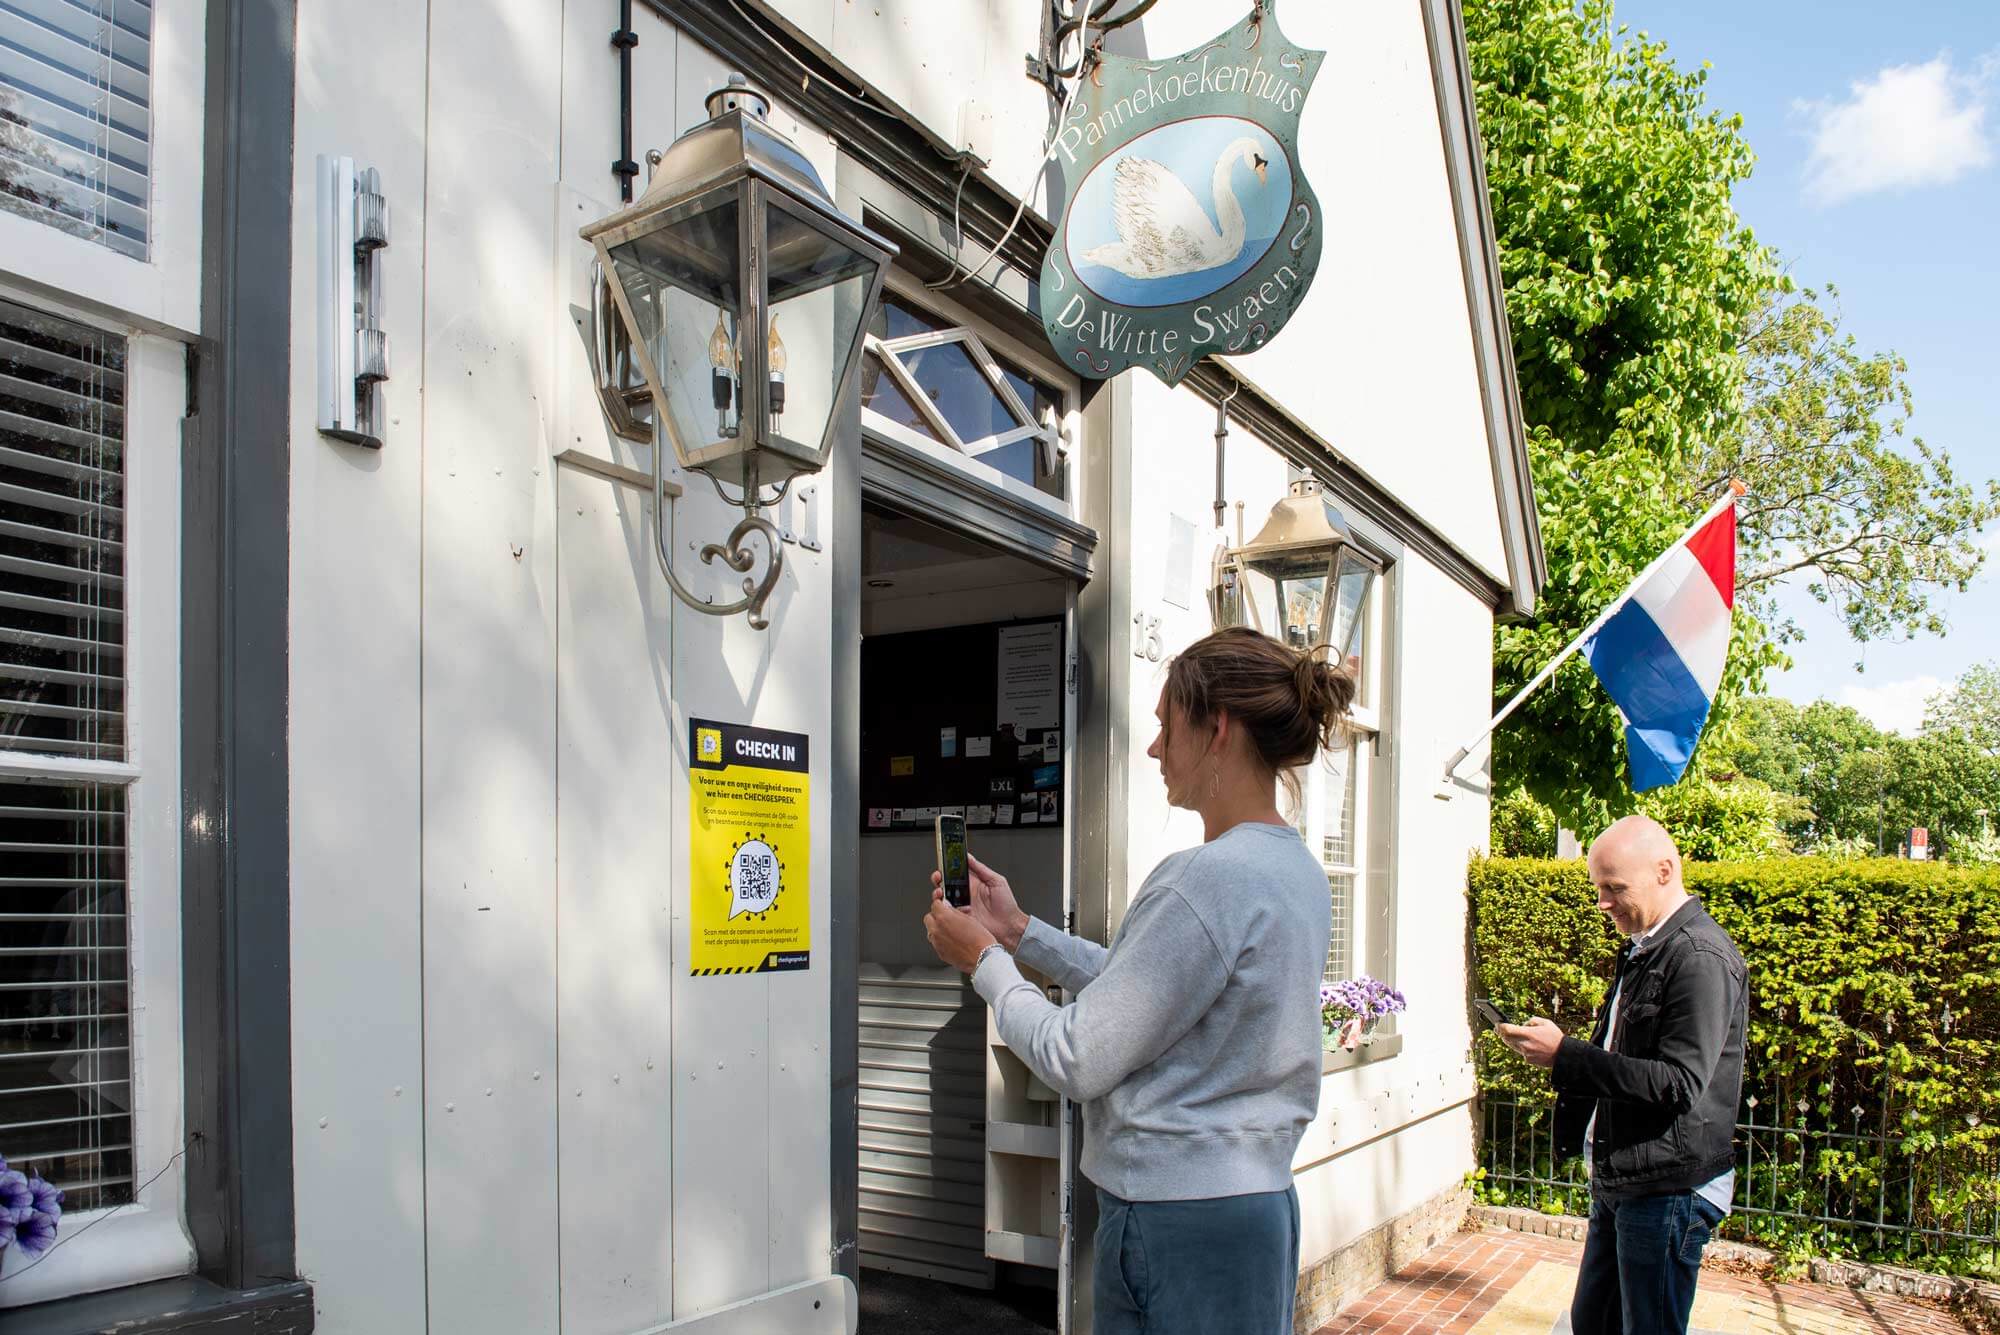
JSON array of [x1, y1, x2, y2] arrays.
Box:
[[0, 3, 207, 338], [1296, 569, 1385, 985], [0, 311, 192, 1305], [860, 274, 1079, 514]]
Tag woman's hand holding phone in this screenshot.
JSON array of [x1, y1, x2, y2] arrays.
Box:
[[926, 854, 1029, 953]]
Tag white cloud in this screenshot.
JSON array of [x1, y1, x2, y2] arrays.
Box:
[[1795, 53, 1995, 205], [1837, 674, 1946, 735]]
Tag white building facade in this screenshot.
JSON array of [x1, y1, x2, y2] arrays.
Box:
[[0, 2, 1540, 1333]]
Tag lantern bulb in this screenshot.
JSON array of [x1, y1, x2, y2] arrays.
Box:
[[709, 309, 736, 423], [767, 313, 787, 419], [766, 314, 787, 374], [708, 310, 735, 370]]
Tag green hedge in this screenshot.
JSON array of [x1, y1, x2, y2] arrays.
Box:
[[1469, 857, 2000, 1270]]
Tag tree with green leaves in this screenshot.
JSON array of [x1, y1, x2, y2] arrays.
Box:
[[1924, 660, 2000, 755], [1691, 285, 2000, 648], [1466, 0, 1996, 827], [1709, 685, 2000, 856], [1710, 696, 1888, 849], [1466, 0, 1779, 826]]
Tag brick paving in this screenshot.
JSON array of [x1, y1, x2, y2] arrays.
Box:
[[1311, 1226, 1977, 1335]]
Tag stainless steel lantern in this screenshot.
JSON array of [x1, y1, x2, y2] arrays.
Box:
[[1210, 480, 1380, 657], [578, 75, 895, 628]]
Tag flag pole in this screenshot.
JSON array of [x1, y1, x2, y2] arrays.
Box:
[[1439, 480, 1745, 790]]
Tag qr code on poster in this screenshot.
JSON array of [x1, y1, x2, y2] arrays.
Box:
[[728, 839, 780, 918]]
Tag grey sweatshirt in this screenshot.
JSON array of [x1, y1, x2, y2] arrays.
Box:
[[972, 821, 1332, 1201]]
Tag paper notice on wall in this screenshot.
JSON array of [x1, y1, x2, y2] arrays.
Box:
[[997, 623, 1062, 733], [1163, 514, 1197, 609], [966, 736, 992, 758], [868, 808, 891, 829], [688, 719, 810, 975], [969, 805, 995, 826], [994, 806, 1015, 826], [941, 727, 957, 757], [891, 756, 915, 777]]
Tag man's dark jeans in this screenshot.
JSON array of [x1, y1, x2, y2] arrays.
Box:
[[1569, 1189, 1725, 1335]]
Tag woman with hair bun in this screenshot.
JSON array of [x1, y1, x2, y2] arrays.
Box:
[[923, 626, 1354, 1335]]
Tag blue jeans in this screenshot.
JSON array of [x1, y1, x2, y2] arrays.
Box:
[[1569, 1190, 1725, 1335], [1092, 1186, 1300, 1335]]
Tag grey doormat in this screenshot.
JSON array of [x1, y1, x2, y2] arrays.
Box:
[[858, 1268, 1057, 1335]]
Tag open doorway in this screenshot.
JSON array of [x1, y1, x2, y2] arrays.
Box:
[[852, 502, 1072, 1335]]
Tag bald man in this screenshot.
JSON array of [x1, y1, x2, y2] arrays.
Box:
[[1498, 816, 1747, 1335]]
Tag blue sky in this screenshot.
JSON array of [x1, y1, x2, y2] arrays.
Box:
[[1609, 0, 2000, 733]]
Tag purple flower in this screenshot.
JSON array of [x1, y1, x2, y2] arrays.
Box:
[[29, 1176, 61, 1221], [13, 1205, 56, 1255], [0, 1210, 15, 1253], [1318, 975, 1409, 1026], [0, 1170, 31, 1220]]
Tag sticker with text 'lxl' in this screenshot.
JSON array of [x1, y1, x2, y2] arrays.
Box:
[[689, 719, 810, 976]]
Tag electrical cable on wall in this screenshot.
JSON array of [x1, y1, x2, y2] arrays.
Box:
[[718, 0, 907, 120], [927, 0, 1100, 291]]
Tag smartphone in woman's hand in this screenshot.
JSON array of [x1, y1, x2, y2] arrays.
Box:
[[935, 814, 970, 908]]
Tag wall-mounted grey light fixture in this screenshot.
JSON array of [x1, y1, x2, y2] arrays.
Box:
[[579, 75, 896, 630], [1210, 479, 1381, 658], [316, 156, 389, 448]]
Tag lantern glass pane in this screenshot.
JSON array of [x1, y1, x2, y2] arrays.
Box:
[[1330, 557, 1374, 663], [765, 203, 878, 454], [1275, 571, 1328, 651], [607, 193, 749, 456]]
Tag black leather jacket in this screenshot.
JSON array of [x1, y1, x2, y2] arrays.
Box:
[[1552, 897, 1747, 1200]]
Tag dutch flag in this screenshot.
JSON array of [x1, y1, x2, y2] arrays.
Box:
[[1584, 495, 1738, 791]]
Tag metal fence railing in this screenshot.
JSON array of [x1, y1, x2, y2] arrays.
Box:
[[1479, 1095, 2000, 1272]]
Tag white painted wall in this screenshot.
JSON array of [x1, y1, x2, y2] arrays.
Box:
[[287, 0, 430, 1328], [290, 5, 845, 1332]]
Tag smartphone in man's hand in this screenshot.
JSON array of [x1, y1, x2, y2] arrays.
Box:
[[1473, 997, 1517, 1029], [935, 814, 970, 909]]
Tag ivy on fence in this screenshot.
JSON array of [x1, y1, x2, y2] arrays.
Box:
[[1468, 857, 2000, 1274]]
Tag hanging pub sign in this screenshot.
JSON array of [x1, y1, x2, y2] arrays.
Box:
[[1039, 0, 1324, 386]]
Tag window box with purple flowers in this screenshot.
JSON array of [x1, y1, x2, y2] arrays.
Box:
[[1320, 976, 1405, 1053]]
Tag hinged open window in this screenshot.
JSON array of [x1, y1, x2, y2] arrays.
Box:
[[861, 294, 1065, 501]]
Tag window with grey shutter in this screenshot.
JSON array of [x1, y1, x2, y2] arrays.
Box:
[[0, 0, 153, 260], [0, 295, 131, 1212]]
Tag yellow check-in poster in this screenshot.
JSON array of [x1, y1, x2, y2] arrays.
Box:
[[689, 718, 811, 975]]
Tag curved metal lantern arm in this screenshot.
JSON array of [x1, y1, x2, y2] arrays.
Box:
[[651, 438, 785, 631]]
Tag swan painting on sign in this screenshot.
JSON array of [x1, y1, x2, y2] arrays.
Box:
[[1067, 119, 1292, 308], [1039, 0, 1324, 386]]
